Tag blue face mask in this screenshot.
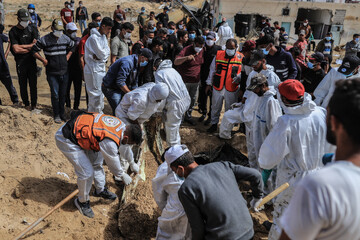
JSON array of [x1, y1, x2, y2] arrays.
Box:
[[153, 27, 156, 32], [176, 174, 185, 181], [325, 37, 331, 41], [189, 33, 196, 40], [356, 38, 360, 43], [168, 29, 174, 35], [307, 61, 314, 69], [98, 22, 101, 27], [140, 60, 148, 67], [262, 48, 269, 55]]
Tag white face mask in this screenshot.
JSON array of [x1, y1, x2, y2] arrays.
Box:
[[70, 32, 77, 39], [67, 4, 71, 8], [206, 39, 214, 47], [53, 30, 63, 38], [304, 22, 308, 26], [194, 47, 202, 53], [147, 38, 153, 44], [226, 48, 236, 57], [79, 4, 83, 7], [124, 32, 131, 39], [28, 9, 34, 14], [20, 21, 29, 28]]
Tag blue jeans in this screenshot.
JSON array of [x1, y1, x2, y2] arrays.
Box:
[[102, 86, 122, 114], [78, 20, 87, 34], [47, 73, 68, 117]]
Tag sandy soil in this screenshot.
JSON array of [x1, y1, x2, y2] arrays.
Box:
[[0, 0, 272, 239]]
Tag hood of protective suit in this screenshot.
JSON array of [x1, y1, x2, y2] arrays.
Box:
[[148, 82, 170, 102], [264, 86, 276, 96], [278, 92, 316, 115], [90, 28, 101, 37], [222, 22, 229, 28], [265, 64, 275, 72], [157, 59, 173, 71]]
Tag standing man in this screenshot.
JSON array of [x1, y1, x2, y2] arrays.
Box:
[[156, 7, 169, 28], [110, 22, 133, 64], [217, 17, 234, 48], [111, 14, 123, 40], [102, 48, 153, 113], [82, 12, 101, 37], [113, 5, 126, 21], [28, 4, 42, 30], [174, 36, 205, 125], [60, 1, 73, 26], [32, 19, 75, 123], [279, 27, 289, 49], [259, 79, 327, 239], [293, 30, 308, 61], [298, 19, 312, 43], [0, 24, 19, 106], [9, 9, 39, 110], [198, 31, 221, 124], [84, 17, 113, 113], [75, 1, 88, 34], [205, 38, 244, 133], [154, 59, 190, 146], [315, 32, 334, 56], [172, 145, 263, 239], [56, 112, 142, 218], [279, 78, 360, 240], [302, 52, 326, 95], [137, 7, 147, 40], [345, 34, 360, 58]]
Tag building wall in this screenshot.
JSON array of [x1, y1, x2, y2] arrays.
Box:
[[213, 0, 360, 45]]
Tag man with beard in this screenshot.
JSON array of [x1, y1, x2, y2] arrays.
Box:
[[279, 78, 360, 240], [258, 79, 327, 239]]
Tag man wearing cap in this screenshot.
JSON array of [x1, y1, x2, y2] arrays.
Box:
[[298, 19, 312, 42], [110, 22, 134, 65], [75, 1, 88, 34], [152, 145, 191, 239], [113, 5, 126, 21], [198, 31, 222, 124], [32, 19, 75, 123], [315, 32, 334, 56], [345, 34, 360, 58], [302, 52, 326, 94], [314, 55, 360, 108], [84, 17, 113, 114], [257, 34, 297, 81], [60, 1, 73, 26], [9, 9, 39, 110], [28, 4, 42, 30], [156, 7, 169, 28], [65, 22, 82, 110], [169, 144, 264, 239], [258, 79, 327, 239], [102, 48, 153, 114], [294, 30, 308, 61]]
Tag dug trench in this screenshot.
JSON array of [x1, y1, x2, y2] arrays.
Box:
[[0, 106, 271, 239]]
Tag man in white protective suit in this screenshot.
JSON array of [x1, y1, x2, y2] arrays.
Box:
[[152, 145, 191, 240], [84, 17, 113, 113], [217, 18, 234, 48], [55, 112, 142, 218], [313, 55, 360, 108], [115, 82, 169, 171], [154, 59, 191, 146], [258, 79, 327, 240], [219, 50, 280, 169]]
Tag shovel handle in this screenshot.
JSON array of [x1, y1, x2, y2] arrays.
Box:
[[258, 182, 289, 208]]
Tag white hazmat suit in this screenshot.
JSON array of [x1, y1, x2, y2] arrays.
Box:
[[217, 22, 234, 48], [258, 93, 327, 240], [154, 60, 191, 146], [115, 82, 169, 170], [152, 162, 191, 240], [84, 28, 110, 113]]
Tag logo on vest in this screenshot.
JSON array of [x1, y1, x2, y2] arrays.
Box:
[[102, 116, 120, 127]]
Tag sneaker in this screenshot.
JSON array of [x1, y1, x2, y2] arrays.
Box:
[[60, 114, 68, 121], [198, 114, 206, 122], [207, 124, 217, 133], [204, 117, 211, 126], [74, 198, 94, 218], [54, 116, 62, 124], [94, 187, 117, 200]]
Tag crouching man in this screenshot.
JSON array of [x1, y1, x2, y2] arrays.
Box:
[[55, 111, 142, 218], [169, 145, 264, 239]]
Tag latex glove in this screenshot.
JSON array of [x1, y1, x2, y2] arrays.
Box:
[[119, 173, 132, 185], [230, 102, 242, 110], [250, 197, 263, 212], [130, 162, 140, 174], [232, 73, 242, 84]]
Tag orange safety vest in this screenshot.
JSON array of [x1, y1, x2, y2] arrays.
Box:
[[213, 50, 244, 92], [73, 113, 125, 151]]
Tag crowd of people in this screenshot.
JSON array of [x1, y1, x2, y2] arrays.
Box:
[[1, 1, 360, 240]]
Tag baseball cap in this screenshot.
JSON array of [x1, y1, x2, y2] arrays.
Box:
[[164, 145, 189, 167], [338, 55, 360, 75], [247, 73, 267, 91], [309, 52, 324, 63], [299, 30, 306, 36], [164, 6, 169, 10], [206, 31, 216, 40], [248, 49, 266, 66], [115, 13, 124, 21], [242, 40, 256, 52], [139, 48, 153, 60], [141, 7, 145, 11], [17, 9, 31, 21], [52, 19, 64, 31], [278, 79, 305, 101], [66, 22, 77, 31], [256, 34, 274, 46]]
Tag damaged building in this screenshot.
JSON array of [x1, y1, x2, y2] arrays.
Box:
[[209, 0, 360, 46]]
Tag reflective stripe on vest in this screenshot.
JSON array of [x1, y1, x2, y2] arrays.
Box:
[[213, 50, 244, 92], [73, 113, 124, 151]]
